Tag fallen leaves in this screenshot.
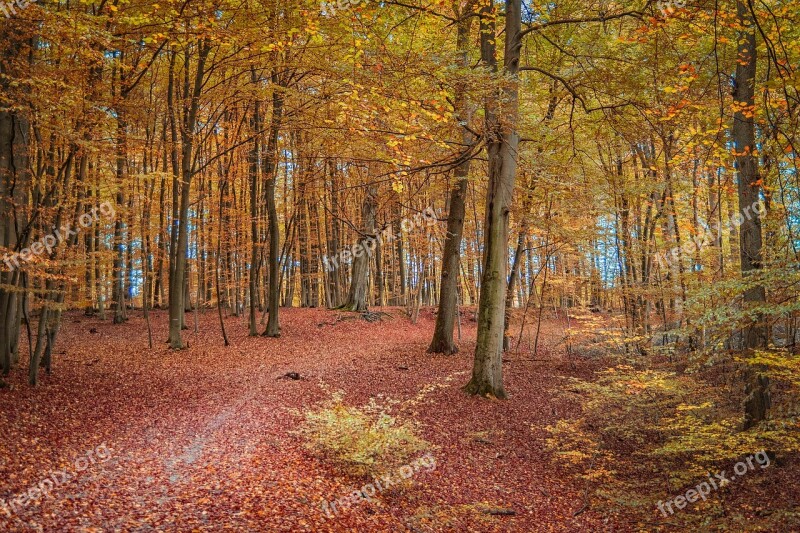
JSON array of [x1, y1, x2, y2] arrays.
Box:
[[0, 308, 623, 531]]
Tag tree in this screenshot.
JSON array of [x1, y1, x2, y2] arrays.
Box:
[[429, 1, 477, 355], [0, 22, 31, 382], [168, 39, 212, 350], [262, 67, 285, 338], [733, 0, 769, 429], [464, 0, 522, 399], [341, 185, 377, 312]]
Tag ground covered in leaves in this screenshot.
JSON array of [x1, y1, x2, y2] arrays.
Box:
[[0, 308, 791, 532], [0, 308, 612, 532]]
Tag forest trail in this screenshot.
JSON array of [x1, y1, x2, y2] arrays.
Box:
[[0, 308, 622, 532]]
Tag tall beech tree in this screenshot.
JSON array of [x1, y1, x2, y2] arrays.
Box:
[[0, 24, 30, 383], [734, 0, 769, 428], [464, 0, 522, 399], [262, 69, 285, 338], [168, 39, 212, 350], [429, 1, 477, 356]]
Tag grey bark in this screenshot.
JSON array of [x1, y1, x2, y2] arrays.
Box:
[[341, 186, 377, 312], [429, 7, 476, 355], [464, 0, 521, 399], [733, 0, 769, 429], [263, 77, 284, 337]]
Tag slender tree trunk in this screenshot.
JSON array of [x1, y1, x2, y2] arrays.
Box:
[[249, 71, 262, 336], [324, 160, 342, 307], [216, 203, 230, 346], [112, 66, 128, 325], [263, 80, 284, 337], [428, 177, 467, 354], [503, 225, 526, 351], [429, 8, 475, 355], [155, 125, 168, 308], [393, 202, 407, 305], [169, 42, 210, 349], [733, 0, 769, 429]]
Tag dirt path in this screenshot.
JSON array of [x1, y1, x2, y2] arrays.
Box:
[[0, 308, 621, 532]]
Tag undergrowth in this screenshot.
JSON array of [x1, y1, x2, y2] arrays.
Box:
[[547, 338, 800, 530]]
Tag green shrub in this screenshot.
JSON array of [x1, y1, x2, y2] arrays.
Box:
[[296, 392, 431, 476]]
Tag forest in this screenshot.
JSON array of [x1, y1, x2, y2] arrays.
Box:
[[1, 0, 799, 531]]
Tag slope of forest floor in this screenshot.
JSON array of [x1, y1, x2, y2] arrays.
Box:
[[0, 308, 618, 532], [0, 308, 792, 532]]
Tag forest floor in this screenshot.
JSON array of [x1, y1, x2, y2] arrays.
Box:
[[0, 307, 784, 532]]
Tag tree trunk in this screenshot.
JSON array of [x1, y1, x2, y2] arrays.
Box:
[[464, 0, 521, 399], [249, 70, 262, 336], [503, 225, 526, 351], [393, 202, 407, 305], [263, 79, 284, 337], [429, 8, 475, 355], [324, 160, 342, 307], [429, 177, 468, 354], [169, 42, 210, 349], [341, 186, 377, 312], [0, 27, 30, 381], [733, 0, 769, 429], [112, 63, 128, 325]]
